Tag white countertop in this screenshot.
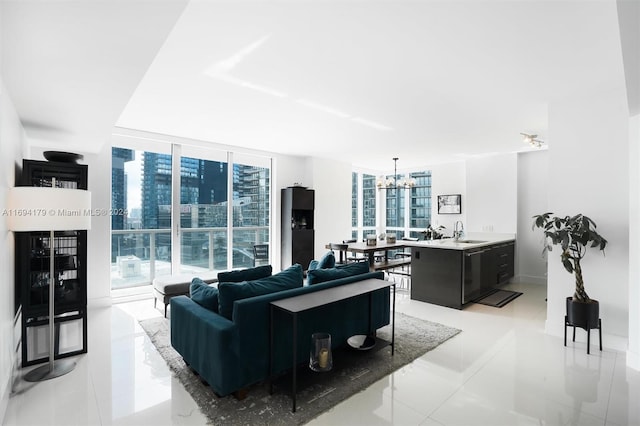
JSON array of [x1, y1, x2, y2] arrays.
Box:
[[405, 233, 516, 251]]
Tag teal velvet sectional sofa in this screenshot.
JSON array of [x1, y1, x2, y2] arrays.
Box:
[[170, 262, 389, 397]]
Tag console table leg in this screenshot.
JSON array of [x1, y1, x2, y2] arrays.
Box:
[[269, 306, 273, 395], [392, 283, 396, 356], [292, 313, 297, 413]]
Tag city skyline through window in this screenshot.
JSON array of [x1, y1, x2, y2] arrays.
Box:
[[352, 170, 432, 241], [111, 145, 271, 290]]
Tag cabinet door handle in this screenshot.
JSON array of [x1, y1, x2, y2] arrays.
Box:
[[465, 250, 485, 257]]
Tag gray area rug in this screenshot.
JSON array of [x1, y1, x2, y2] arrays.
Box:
[[139, 312, 460, 425]]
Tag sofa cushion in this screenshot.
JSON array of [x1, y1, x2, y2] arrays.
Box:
[[308, 259, 320, 271], [306, 260, 370, 285], [217, 265, 272, 283], [190, 278, 219, 312], [218, 264, 303, 319], [317, 251, 336, 269]]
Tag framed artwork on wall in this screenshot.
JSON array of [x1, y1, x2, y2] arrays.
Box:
[[437, 194, 461, 214]]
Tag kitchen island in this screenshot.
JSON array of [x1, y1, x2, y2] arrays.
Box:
[[404, 234, 516, 309]]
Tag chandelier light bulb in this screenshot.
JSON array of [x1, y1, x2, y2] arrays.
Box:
[[377, 157, 417, 190]]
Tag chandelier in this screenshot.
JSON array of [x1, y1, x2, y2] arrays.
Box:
[[376, 157, 416, 189], [521, 132, 545, 148]]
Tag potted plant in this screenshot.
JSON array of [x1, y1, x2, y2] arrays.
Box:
[[532, 213, 607, 331]]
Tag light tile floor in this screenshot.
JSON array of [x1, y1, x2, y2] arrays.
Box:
[[3, 281, 639, 425]]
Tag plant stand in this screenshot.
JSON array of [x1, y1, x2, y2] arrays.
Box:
[[564, 297, 602, 354]]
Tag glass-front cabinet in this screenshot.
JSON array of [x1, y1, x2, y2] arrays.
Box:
[[15, 159, 88, 366]]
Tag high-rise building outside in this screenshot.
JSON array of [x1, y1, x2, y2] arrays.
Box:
[[111, 148, 134, 230]]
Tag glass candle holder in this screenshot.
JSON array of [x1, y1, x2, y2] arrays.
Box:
[[309, 332, 332, 372]]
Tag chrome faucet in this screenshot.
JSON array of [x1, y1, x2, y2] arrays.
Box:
[[453, 221, 464, 241]]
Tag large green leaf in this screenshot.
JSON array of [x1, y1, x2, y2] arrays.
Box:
[[532, 212, 607, 291]]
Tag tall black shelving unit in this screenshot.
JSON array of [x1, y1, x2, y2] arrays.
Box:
[[15, 159, 88, 367], [281, 187, 314, 270]]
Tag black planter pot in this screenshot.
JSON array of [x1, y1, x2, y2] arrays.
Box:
[[564, 296, 602, 354], [566, 297, 599, 330]]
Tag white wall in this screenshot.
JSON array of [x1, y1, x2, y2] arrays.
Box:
[[617, 0, 640, 371], [84, 145, 113, 304], [0, 79, 27, 423], [308, 157, 352, 259], [628, 113, 640, 369], [466, 153, 518, 234], [517, 150, 549, 285], [546, 86, 630, 350], [430, 161, 466, 234]]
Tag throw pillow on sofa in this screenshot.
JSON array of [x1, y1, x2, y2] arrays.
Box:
[[217, 264, 272, 283], [306, 260, 369, 285], [190, 278, 219, 312], [307, 250, 337, 272], [218, 263, 304, 319], [317, 250, 336, 269]]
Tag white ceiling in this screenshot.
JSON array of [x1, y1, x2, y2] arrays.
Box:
[[2, 0, 627, 171]]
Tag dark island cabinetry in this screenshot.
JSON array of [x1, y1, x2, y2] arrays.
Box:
[[281, 187, 314, 270], [411, 241, 515, 309], [411, 247, 463, 309]]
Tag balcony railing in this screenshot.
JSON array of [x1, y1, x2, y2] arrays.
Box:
[[111, 226, 269, 289]]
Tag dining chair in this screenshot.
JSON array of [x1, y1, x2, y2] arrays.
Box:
[[253, 244, 269, 266], [342, 239, 365, 263], [328, 243, 349, 265]]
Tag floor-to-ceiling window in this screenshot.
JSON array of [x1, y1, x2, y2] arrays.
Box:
[[351, 169, 431, 240], [111, 147, 173, 289], [408, 171, 432, 238], [361, 173, 377, 240], [351, 172, 358, 240], [349, 171, 377, 242], [111, 137, 271, 290], [231, 153, 271, 269], [179, 147, 229, 273], [385, 173, 405, 240]]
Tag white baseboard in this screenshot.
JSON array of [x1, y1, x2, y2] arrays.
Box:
[[515, 274, 547, 286], [88, 296, 112, 309]]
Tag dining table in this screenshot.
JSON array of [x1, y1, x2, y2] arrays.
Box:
[[325, 240, 412, 271]]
